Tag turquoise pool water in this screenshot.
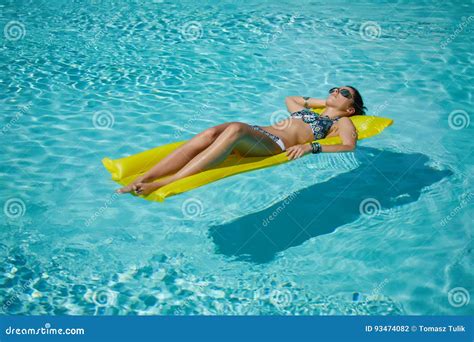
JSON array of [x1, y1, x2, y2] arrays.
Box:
[[1, 0, 472, 315]]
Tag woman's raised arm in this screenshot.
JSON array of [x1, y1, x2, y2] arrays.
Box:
[[285, 96, 326, 113]]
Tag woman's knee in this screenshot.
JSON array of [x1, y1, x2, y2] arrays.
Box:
[[195, 127, 221, 143], [194, 122, 245, 145], [223, 122, 248, 137]]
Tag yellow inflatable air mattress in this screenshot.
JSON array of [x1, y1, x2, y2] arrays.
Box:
[[102, 108, 393, 202]]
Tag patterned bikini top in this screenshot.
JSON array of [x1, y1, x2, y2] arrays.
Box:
[[290, 109, 340, 140]]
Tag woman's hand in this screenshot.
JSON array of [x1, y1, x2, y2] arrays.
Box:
[[286, 144, 312, 160]]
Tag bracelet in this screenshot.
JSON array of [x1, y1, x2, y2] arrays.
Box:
[[310, 142, 322, 154], [303, 96, 310, 108]]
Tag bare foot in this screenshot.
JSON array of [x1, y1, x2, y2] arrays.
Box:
[[116, 175, 152, 194], [116, 183, 136, 194], [134, 182, 163, 196]]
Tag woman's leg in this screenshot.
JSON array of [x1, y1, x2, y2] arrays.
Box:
[[134, 123, 282, 195], [117, 122, 233, 193]]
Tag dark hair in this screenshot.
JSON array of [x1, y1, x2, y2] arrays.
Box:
[[345, 85, 367, 115]]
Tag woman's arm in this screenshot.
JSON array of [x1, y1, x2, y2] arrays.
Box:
[[317, 117, 357, 153], [285, 96, 326, 113], [286, 117, 357, 160]]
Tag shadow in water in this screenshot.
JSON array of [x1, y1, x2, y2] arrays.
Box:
[[208, 147, 453, 264]]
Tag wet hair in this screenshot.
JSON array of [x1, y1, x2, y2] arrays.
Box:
[[345, 85, 367, 115]]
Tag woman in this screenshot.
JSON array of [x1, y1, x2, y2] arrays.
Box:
[[117, 85, 366, 195]]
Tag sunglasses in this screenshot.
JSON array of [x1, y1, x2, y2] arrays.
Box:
[[329, 87, 353, 100]]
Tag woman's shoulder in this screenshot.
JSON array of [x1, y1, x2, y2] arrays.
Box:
[[336, 116, 355, 125], [334, 117, 357, 133]]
